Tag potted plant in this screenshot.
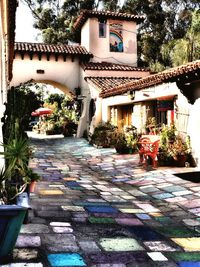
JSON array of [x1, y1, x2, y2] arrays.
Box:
[[0, 136, 37, 260], [26, 168, 40, 193], [90, 122, 117, 148], [168, 136, 190, 167], [112, 130, 129, 154]]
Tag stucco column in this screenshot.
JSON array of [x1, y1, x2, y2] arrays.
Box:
[[188, 98, 200, 168], [77, 96, 91, 138], [89, 97, 102, 134]]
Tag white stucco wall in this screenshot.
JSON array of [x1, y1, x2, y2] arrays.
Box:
[[11, 54, 81, 94], [81, 18, 137, 65]]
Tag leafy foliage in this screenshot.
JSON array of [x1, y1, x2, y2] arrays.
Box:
[[2, 82, 42, 142]]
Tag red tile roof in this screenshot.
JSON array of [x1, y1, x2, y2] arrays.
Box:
[[100, 60, 200, 98], [82, 62, 149, 72], [14, 42, 93, 58], [85, 76, 139, 92], [74, 10, 145, 31]]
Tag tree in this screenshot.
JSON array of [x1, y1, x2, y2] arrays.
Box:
[[122, 0, 200, 68], [45, 93, 65, 109], [2, 82, 43, 142], [161, 10, 200, 67]]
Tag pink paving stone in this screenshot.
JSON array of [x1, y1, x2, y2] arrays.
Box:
[[165, 196, 187, 203], [180, 199, 200, 208], [115, 218, 144, 226]]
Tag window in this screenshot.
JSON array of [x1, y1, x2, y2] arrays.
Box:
[[99, 20, 106, 38]]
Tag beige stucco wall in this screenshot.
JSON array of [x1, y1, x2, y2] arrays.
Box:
[[102, 82, 191, 133], [81, 17, 138, 65], [11, 54, 81, 95]]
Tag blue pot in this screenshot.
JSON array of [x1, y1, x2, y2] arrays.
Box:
[[0, 205, 27, 260]]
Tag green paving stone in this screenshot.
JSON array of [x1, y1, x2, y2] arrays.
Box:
[[157, 227, 197, 237], [99, 237, 144, 251], [88, 216, 115, 224], [166, 252, 200, 262], [155, 216, 173, 224]]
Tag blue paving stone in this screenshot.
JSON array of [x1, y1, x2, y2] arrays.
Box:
[[64, 181, 80, 187], [127, 226, 165, 241], [84, 206, 118, 213], [136, 213, 151, 220], [48, 253, 86, 266], [178, 262, 200, 267], [73, 201, 109, 207], [153, 193, 174, 199]]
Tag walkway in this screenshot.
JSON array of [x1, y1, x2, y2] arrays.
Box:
[[6, 137, 200, 267]]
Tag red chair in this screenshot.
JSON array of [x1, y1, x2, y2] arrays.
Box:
[[139, 138, 160, 168]]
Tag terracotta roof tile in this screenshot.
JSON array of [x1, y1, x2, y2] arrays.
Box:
[[85, 76, 139, 92], [14, 42, 93, 57], [82, 62, 149, 72], [74, 10, 144, 31], [100, 60, 200, 98]]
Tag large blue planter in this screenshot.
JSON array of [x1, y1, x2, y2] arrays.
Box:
[[0, 205, 27, 259]]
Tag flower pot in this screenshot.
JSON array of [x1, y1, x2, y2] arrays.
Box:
[[115, 147, 130, 154], [175, 155, 187, 167], [0, 205, 27, 260], [29, 181, 36, 193]]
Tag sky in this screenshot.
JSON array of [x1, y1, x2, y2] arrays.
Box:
[[16, 1, 41, 42], [16, 0, 126, 43]]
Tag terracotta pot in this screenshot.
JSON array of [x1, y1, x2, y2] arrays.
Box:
[[29, 181, 36, 193], [175, 155, 187, 167]]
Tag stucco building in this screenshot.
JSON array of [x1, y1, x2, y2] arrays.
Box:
[[11, 10, 151, 136]]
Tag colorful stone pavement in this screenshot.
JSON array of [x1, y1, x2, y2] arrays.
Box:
[[3, 136, 200, 267]]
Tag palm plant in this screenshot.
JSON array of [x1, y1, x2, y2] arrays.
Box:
[[0, 137, 32, 204]]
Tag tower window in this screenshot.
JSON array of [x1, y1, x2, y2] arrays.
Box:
[[99, 19, 106, 38]]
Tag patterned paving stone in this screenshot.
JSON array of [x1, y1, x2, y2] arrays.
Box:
[[39, 189, 64, 195], [85, 206, 118, 213], [20, 224, 50, 234], [147, 252, 168, 261], [1, 264, 43, 267], [16, 235, 41, 247], [144, 241, 177, 251], [13, 249, 38, 260], [47, 253, 86, 266], [127, 226, 165, 241], [99, 238, 144, 251], [50, 222, 71, 227], [166, 252, 200, 261], [42, 234, 79, 252], [88, 216, 115, 224], [79, 241, 101, 253], [52, 226, 73, 233], [153, 193, 174, 199], [171, 238, 200, 251], [178, 263, 200, 267], [156, 227, 197, 237], [119, 208, 144, 213], [136, 213, 151, 220], [115, 218, 143, 226], [61, 205, 85, 211], [87, 252, 149, 264]]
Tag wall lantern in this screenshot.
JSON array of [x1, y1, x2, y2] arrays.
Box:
[[128, 90, 135, 100]]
